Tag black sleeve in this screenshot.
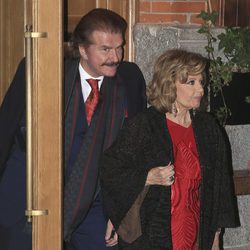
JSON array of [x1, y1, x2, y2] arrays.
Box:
[[215, 124, 240, 228], [100, 114, 150, 229]]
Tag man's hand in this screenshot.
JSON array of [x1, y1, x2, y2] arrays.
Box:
[[105, 219, 118, 247]]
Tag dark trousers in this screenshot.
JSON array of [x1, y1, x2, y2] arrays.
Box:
[[0, 147, 32, 250], [69, 194, 117, 250]]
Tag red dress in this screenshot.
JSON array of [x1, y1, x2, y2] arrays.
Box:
[[167, 119, 201, 250]]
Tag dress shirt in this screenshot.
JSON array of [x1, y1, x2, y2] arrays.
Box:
[[79, 63, 104, 102]]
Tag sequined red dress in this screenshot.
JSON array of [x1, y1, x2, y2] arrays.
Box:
[[167, 119, 201, 250]]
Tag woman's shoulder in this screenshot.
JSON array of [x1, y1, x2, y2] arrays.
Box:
[[118, 107, 165, 143], [195, 111, 219, 125], [194, 111, 225, 137], [126, 106, 163, 126]]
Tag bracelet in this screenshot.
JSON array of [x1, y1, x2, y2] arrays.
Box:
[[216, 228, 221, 233]]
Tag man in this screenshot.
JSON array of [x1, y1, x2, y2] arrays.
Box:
[[63, 8, 146, 250], [0, 8, 146, 250]]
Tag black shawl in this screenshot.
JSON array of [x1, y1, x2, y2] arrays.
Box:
[[101, 107, 240, 250]]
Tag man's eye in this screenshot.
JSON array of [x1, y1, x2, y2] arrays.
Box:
[[103, 48, 110, 52], [117, 47, 123, 52]]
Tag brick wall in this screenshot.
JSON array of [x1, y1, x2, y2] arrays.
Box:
[[139, 0, 208, 25]]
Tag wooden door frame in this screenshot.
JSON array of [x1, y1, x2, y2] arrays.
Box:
[[1, 1, 63, 249], [29, 1, 63, 249]]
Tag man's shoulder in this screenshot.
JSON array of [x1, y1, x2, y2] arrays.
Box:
[[64, 57, 79, 70], [117, 61, 142, 76]]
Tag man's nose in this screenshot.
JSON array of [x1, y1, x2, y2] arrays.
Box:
[[109, 49, 119, 62]]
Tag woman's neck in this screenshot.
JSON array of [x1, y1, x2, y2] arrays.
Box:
[[166, 109, 191, 128]]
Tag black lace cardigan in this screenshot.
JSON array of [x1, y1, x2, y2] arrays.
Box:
[[100, 106, 240, 250]]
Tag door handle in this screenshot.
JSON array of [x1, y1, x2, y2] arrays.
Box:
[[24, 25, 48, 222]]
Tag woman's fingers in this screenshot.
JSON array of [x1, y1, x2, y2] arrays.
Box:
[[146, 164, 175, 186]]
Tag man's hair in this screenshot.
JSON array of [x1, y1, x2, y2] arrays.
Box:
[[71, 8, 127, 54], [147, 49, 208, 113]]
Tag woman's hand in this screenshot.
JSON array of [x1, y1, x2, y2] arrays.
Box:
[[211, 231, 221, 250], [105, 220, 118, 247], [146, 162, 175, 186]]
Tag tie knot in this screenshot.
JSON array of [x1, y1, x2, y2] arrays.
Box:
[[86, 78, 99, 91]]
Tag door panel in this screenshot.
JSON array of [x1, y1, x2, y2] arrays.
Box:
[[67, 0, 96, 32], [1, 1, 63, 249], [66, 0, 138, 61], [30, 0, 63, 249], [211, 0, 250, 27]]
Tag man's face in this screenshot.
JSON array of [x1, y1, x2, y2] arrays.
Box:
[[79, 30, 124, 77]]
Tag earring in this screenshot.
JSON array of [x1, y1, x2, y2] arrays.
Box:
[[192, 108, 196, 117], [172, 102, 178, 117]]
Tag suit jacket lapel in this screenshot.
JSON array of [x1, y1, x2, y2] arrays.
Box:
[[64, 69, 83, 168]]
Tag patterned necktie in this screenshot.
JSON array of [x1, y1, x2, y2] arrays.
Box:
[[85, 78, 99, 125]]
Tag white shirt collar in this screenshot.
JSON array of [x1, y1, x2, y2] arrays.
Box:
[[78, 63, 104, 102]]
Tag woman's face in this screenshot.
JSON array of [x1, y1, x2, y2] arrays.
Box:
[[175, 73, 204, 111]]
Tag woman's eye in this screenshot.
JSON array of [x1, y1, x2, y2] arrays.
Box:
[[186, 80, 195, 85], [201, 80, 206, 87]]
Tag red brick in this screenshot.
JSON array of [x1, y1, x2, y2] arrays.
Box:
[[190, 14, 206, 25], [139, 1, 151, 12], [139, 13, 187, 24], [152, 2, 206, 13]]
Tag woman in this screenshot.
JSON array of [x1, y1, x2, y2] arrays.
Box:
[[100, 49, 239, 249]]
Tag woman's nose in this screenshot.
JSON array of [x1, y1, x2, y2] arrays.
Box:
[[196, 81, 204, 91]]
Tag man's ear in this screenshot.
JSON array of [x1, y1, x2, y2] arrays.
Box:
[[79, 45, 88, 60]]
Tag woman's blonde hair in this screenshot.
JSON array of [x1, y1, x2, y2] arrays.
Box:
[[147, 49, 207, 113]]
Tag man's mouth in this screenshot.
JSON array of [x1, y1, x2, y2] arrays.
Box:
[[102, 62, 120, 67]]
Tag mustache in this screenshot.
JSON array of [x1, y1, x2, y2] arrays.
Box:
[[101, 62, 120, 67]]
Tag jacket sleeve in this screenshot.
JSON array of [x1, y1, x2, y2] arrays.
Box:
[[100, 114, 150, 230], [0, 58, 26, 175]]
